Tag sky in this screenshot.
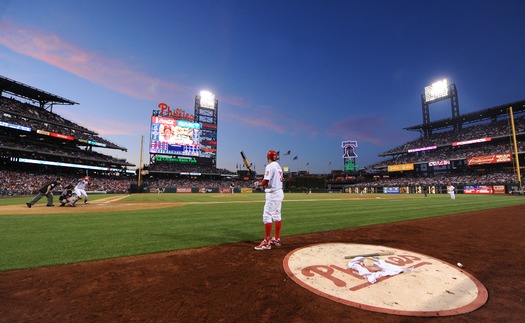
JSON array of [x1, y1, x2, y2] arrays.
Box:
[[1, 0, 524, 175]]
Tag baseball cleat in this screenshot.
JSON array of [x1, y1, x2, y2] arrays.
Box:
[[270, 237, 281, 247], [26, 203, 32, 208], [254, 240, 271, 251]]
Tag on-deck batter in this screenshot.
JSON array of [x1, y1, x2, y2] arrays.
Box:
[[254, 150, 284, 251]]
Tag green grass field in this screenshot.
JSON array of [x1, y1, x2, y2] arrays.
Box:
[[1, 193, 524, 271]]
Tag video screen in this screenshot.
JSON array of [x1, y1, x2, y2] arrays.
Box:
[[149, 116, 201, 157]]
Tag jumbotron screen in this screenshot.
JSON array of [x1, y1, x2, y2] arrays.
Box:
[[149, 116, 202, 157]]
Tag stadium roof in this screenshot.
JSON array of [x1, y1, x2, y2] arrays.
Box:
[[0, 75, 78, 107], [404, 99, 525, 133]]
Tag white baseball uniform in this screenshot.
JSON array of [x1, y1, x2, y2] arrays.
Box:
[[74, 178, 89, 201], [262, 161, 284, 224], [448, 185, 455, 200]]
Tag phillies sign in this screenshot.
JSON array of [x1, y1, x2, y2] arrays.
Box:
[[156, 103, 194, 121]]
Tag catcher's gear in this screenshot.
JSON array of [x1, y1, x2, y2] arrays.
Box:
[[59, 187, 74, 204], [60, 193, 78, 206], [267, 150, 279, 161], [69, 195, 79, 204]]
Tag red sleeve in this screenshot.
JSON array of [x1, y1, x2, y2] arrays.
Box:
[[260, 179, 269, 187]]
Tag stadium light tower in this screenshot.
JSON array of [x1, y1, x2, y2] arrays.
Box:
[[421, 79, 460, 137], [194, 90, 218, 169], [199, 91, 216, 109]]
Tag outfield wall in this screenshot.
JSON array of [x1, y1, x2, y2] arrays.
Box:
[[5, 184, 520, 197], [133, 183, 522, 195], [344, 184, 520, 195]]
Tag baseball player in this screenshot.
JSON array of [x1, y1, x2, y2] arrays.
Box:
[[72, 176, 90, 205], [254, 150, 284, 251], [59, 184, 78, 207], [26, 177, 63, 208], [447, 183, 456, 200]]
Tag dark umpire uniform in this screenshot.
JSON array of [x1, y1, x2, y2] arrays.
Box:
[[26, 177, 63, 208]]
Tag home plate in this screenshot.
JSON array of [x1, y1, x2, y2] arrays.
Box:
[[283, 243, 488, 316]]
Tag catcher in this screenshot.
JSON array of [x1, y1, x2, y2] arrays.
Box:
[[59, 184, 78, 207]]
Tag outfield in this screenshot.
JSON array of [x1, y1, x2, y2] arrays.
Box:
[[1, 193, 524, 271]]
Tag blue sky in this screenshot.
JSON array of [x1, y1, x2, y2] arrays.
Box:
[[1, 0, 524, 174]]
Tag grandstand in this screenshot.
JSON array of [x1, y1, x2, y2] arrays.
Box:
[[0, 75, 135, 195], [1, 74, 523, 196], [334, 99, 525, 195]]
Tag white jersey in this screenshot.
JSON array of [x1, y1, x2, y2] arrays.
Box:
[[263, 161, 283, 193], [448, 185, 456, 200], [74, 178, 89, 199], [75, 179, 88, 191]]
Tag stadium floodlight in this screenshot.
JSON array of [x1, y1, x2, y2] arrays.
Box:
[[199, 90, 216, 109], [424, 79, 449, 102]]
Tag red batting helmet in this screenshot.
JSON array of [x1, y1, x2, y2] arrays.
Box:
[[267, 150, 279, 161]]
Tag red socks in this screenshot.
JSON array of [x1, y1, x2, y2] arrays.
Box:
[[274, 220, 282, 239], [264, 220, 283, 241], [264, 223, 272, 241]]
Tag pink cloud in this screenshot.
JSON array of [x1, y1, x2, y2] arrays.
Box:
[[238, 115, 286, 133], [327, 115, 397, 145], [0, 21, 321, 137], [0, 21, 192, 102], [220, 95, 250, 108], [225, 102, 320, 136]]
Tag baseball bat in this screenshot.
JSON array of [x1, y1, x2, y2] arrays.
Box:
[[344, 251, 394, 259]]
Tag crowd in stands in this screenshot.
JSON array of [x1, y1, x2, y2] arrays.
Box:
[[1, 96, 124, 149], [0, 136, 129, 166], [370, 115, 525, 169], [0, 170, 134, 196], [371, 141, 524, 169], [147, 162, 235, 175], [0, 169, 255, 196], [142, 177, 256, 190], [1, 96, 131, 168], [2, 90, 523, 196], [347, 171, 519, 190], [1, 167, 520, 197], [382, 116, 525, 155]]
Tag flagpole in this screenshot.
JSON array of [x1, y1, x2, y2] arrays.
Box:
[[138, 135, 144, 188], [509, 106, 522, 189]]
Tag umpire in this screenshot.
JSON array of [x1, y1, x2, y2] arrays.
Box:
[[26, 177, 63, 208]]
